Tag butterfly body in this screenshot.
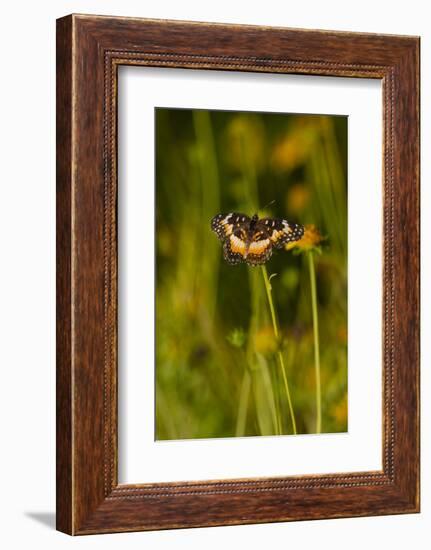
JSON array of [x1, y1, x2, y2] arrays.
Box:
[[211, 212, 304, 266]]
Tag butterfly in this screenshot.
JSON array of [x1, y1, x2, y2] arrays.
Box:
[[211, 212, 304, 266]]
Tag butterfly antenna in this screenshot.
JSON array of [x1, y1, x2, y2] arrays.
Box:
[[261, 199, 276, 212]]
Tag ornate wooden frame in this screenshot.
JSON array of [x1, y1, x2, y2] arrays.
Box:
[[56, 14, 420, 534]]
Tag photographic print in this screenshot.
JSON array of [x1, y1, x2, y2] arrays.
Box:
[[56, 16, 420, 533], [155, 107, 347, 440]]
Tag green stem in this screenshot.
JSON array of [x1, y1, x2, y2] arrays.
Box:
[[192, 110, 220, 323], [308, 251, 322, 434], [236, 369, 251, 436], [261, 266, 297, 435]]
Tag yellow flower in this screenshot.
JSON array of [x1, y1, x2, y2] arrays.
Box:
[[270, 118, 320, 172], [285, 224, 323, 252], [271, 137, 305, 172], [224, 115, 265, 172], [337, 325, 348, 345], [254, 326, 278, 354], [331, 394, 348, 426], [286, 183, 311, 214]]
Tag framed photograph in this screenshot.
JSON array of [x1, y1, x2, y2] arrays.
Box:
[[56, 14, 420, 534]]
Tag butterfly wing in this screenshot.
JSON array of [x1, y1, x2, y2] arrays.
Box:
[[258, 218, 304, 249], [211, 213, 303, 266], [223, 235, 247, 265], [246, 225, 273, 266], [211, 213, 251, 242], [211, 213, 251, 265]]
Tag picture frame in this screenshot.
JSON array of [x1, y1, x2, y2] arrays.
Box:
[[56, 14, 420, 535]]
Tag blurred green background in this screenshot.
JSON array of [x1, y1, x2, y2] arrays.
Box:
[[155, 107, 347, 440]]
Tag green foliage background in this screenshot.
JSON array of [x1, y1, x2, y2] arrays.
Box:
[[155, 107, 347, 440]]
